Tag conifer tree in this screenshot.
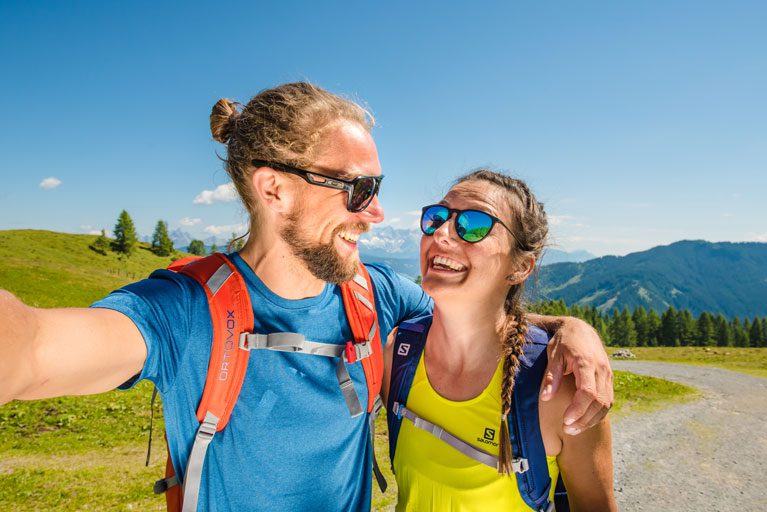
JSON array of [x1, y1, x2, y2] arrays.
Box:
[[646, 309, 661, 347], [188, 239, 206, 256], [90, 229, 110, 255], [714, 314, 733, 347], [113, 210, 138, 256], [209, 243, 219, 255], [749, 318, 763, 348], [696, 312, 715, 346], [661, 307, 679, 346], [151, 220, 174, 257], [761, 319, 767, 348], [677, 310, 696, 346], [632, 307, 649, 347]]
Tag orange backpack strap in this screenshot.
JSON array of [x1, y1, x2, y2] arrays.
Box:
[[157, 253, 254, 512], [339, 263, 383, 412], [339, 263, 388, 492]]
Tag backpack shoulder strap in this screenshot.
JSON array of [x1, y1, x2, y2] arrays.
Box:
[[385, 314, 432, 469], [339, 263, 383, 413], [510, 325, 558, 512], [166, 252, 255, 512]]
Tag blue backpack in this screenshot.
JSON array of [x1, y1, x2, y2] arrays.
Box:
[[386, 315, 569, 512]]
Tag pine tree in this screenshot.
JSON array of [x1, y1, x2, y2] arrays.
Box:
[[151, 220, 174, 257], [678, 310, 696, 346], [632, 307, 649, 347], [646, 309, 661, 347], [661, 307, 679, 346], [696, 312, 715, 346], [113, 210, 138, 256], [732, 318, 749, 347], [188, 239, 206, 256], [209, 243, 219, 255], [90, 229, 110, 255], [714, 314, 733, 347], [749, 318, 763, 348], [761, 319, 767, 348]]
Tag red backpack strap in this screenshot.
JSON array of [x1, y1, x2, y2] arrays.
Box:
[[160, 252, 254, 512], [175, 253, 254, 429], [339, 263, 383, 413]]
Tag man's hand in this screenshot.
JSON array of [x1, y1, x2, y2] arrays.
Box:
[[529, 313, 613, 435]]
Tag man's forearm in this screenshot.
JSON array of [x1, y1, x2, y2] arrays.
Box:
[[527, 313, 564, 335]]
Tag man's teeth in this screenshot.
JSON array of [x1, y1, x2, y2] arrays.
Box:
[[432, 256, 467, 272], [338, 231, 360, 243]]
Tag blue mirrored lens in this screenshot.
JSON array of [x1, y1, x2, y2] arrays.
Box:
[[457, 211, 494, 242], [421, 206, 449, 234]]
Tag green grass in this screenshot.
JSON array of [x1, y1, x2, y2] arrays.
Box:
[[0, 229, 187, 308], [608, 346, 767, 379], [0, 229, 700, 510]]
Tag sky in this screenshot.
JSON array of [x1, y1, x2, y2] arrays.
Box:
[[0, 1, 765, 256]]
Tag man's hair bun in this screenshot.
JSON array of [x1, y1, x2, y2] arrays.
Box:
[[210, 98, 241, 143]]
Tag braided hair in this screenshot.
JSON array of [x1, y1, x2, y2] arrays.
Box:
[[453, 169, 548, 475]]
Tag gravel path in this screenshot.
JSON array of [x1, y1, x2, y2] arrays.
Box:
[[610, 361, 767, 512]]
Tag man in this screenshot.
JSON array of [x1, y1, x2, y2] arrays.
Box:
[[0, 83, 612, 511]]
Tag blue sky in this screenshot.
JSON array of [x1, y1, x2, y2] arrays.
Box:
[[1, 1, 764, 256]]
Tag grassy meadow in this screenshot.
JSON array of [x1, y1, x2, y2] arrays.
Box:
[[608, 346, 767, 379], [0, 229, 724, 510]]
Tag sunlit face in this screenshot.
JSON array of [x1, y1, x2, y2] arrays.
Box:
[[280, 121, 384, 283], [420, 180, 519, 303]]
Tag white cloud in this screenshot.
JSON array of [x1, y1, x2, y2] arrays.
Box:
[[748, 233, 767, 242], [39, 177, 62, 190], [406, 210, 421, 216], [193, 183, 238, 205], [180, 217, 202, 227], [548, 214, 575, 227], [204, 223, 248, 236]]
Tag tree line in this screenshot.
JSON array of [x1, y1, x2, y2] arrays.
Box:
[[529, 299, 767, 348], [89, 210, 243, 258]]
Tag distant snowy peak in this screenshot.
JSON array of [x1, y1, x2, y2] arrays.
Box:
[[359, 227, 421, 258]]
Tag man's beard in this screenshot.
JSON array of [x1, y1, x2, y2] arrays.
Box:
[[282, 209, 369, 284]]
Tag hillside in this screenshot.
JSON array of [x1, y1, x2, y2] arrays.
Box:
[[0, 230, 188, 308], [531, 240, 767, 318]]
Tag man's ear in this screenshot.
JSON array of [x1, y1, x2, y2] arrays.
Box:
[[251, 167, 296, 214], [506, 255, 536, 285]]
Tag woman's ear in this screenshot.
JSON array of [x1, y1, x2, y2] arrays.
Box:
[[506, 255, 536, 285]]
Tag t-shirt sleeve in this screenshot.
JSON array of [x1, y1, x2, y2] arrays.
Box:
[[366, 263, 433, 339], [90, 269, 209, 393]]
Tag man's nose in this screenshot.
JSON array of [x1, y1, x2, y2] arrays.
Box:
[[357, 194, 384, 224]]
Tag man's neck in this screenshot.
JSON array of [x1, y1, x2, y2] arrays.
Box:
[[237, 237, 327, 300]]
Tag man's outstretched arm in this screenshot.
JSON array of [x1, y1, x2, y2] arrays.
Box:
[[528, 313, 613, 435], [0, 290, 146, 405]]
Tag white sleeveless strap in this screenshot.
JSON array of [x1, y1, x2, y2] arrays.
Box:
[[392, 402, 529, 474]]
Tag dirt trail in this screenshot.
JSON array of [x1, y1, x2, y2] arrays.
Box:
[[610, 361, 767, 512]]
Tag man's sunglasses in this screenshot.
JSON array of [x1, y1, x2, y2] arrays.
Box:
[[420, 204, 518, 244], [252, 159, 383, 213]]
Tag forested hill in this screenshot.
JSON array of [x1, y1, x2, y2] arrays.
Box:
[[531, 240, 767, 318]]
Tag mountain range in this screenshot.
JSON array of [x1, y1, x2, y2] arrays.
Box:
[[530, 240, 767, 318]]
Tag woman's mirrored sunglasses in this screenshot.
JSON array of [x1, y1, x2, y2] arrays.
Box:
[[252, 159, 383, 213], [420, 204, 517, 244]]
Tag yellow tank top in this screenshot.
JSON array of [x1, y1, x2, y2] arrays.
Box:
[[393, 352, 560, 512]]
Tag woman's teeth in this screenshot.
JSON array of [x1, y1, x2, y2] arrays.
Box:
[[432, 256, 467, 272]]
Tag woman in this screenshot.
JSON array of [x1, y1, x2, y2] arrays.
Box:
[[383, 169, 617, 511]]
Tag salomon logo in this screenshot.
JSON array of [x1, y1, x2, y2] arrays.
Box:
[[397, 343, 411, 356], [477, 427, 498, 447]]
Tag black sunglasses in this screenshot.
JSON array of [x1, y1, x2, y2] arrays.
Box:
[[252, 159, 383, 213], [420, 204, 521, 245]]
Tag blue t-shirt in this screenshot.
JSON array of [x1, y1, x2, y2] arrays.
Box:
[[91, 253, 431, 512]]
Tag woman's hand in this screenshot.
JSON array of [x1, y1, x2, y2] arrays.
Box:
[[527, 314, 613, 435]]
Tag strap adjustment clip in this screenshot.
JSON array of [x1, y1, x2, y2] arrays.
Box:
[[345, 341, 358, 364]]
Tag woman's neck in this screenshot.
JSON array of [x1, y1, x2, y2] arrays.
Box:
[[426, 297, 507, 374]]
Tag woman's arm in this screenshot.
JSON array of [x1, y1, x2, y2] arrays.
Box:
[[541, 373, 617, 512]]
